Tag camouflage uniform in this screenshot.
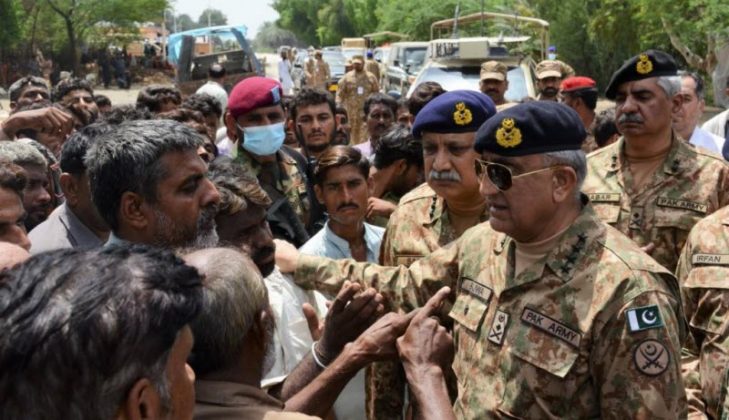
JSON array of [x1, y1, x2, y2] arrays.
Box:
[[582, 133, 598, 154], [583, 135, 729, 272], [676, 205, 729, 419], [336, 70, 379, 145], [365, 59, 381, 82], [234, 146, 311, 246], [306, 58, 330, 90], [367, 183, 488, 419], [292, 201, 687, 418]]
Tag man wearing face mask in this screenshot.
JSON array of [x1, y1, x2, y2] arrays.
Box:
[[226, 77, 315, 247]]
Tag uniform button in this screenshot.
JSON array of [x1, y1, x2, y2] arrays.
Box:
[[464, 306, 469, 315]]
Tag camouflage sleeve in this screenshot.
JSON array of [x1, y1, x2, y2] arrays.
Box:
[[378, 220, 396, 266], [336, 78, 345, 103], [293, 240, 461, 312], [718, 165, 729, 208], [591, 287, 687, 418], [676, 229, 709, 418]]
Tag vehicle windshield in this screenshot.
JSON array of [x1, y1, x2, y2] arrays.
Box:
[[342, 48, 363, 60], [413, 64, 529, 101], [403, 48, 427, 73], [323, 52, 346, 66]]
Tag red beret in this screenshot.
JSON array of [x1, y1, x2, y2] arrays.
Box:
[[560, 76, 597, 92], [228, 76, 283, 118]]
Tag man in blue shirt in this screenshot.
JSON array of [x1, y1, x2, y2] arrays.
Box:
[[300, 146, 384, 263]]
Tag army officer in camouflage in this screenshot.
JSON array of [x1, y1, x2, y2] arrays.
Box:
[[676, 205, 729, 419], [276, 101, 687, 418], [583, 50, 729, 272], [336, 55, 380, 145]]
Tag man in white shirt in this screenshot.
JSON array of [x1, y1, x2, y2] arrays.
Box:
[[279, 50, 295, 96], [196, 63, 229, 118], [299, 145, 385, 420], [675, 71, 725, 154], [702, 77, 729, 160]]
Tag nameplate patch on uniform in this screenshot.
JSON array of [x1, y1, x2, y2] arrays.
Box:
[[633, 339, 670, 376], [626, 305, 663, 332], [460, 278, 492, 302], [655, 197, 708, 214], [692, 253, 729, 266], [588, 193, 621, 203], [488, 310, 509, 346], [521, 308, 581, 348]]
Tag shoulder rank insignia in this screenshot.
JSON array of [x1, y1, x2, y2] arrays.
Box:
[[636, 54, 653, 75], [453, 102, 473, 125], [495, 118, 522, 148], [626, 305, 663, 332]]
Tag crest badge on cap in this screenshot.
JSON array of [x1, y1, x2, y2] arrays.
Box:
[[495, 118, 522, 148], [453, 102, 473, 126], [636, 54, 653, 75], [270, 86, 281, 103]]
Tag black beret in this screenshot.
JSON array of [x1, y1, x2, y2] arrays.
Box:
[[474, 101, 586, 156], [605, 50, 678, 100], [412, 90, 496, 138]]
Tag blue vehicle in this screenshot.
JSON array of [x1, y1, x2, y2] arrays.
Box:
[[167, 25, 264, 95]]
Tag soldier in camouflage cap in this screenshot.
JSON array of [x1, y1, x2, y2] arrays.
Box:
[[582, 49, 729, 272], [275, 101, 687, 418], [676, 205, 729, 419]]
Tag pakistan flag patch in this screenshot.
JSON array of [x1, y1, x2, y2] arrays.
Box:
[[627, 305, 663, 332]]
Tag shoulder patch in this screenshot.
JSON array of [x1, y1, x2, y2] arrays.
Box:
[[626, 305, 663, 332], [692, 253, 729, 266], [633, 339, 670, 376]]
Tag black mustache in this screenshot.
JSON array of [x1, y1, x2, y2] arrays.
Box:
[[337, 203, 359, 211]]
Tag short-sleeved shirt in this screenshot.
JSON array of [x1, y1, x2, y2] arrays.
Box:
[[299, 221, 384, 263]]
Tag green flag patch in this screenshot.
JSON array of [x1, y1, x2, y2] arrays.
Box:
[[627, 305, 663, 332]]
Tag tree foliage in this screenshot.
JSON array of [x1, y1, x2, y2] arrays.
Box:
[[253, 21, 300, 52], [197, 8, 228, 27]]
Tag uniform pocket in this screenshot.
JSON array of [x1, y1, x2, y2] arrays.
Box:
[[591, 203, 621, 224], [449, 287, 491, 385], [683, 266, 729, 335], [653, 206, 705, 261]]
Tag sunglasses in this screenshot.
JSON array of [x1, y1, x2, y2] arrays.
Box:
[[475, 159, 561, 191]]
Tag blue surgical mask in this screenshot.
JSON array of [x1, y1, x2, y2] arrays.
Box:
[[237, 122, 286, 156]]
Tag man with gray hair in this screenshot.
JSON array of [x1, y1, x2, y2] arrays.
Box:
[[583, 50, 729, 271], [274, 101, 686, 417], [186, 247, 435, 420], [86, 119, 220, 248], [0, 141, 52, 231]]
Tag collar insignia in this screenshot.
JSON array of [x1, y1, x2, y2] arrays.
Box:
[[453, 102, 473, 125], [636, 54, 653, 75], [495, 118, 522, 148]]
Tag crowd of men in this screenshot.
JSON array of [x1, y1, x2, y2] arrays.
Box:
[[2, 46, 729, 419]]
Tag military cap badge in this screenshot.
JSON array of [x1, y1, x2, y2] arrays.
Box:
[[636, 54, 653, 75], [453, 102, 473, 126], [495, 118, 522, 148]]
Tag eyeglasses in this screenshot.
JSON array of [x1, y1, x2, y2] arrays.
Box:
[[475, 159, 561, 191]]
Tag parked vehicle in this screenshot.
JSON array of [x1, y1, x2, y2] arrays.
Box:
[[382, 42, 429, 97], [407, 36, 537, 100], [168, 25, 263, 95], [322, 50, 346, 93]]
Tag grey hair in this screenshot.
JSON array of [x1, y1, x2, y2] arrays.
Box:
[[186, 248, 268, 376], [0, 141, 48, 168], [656, 75, 681, 98], [542, 149, 587, 200], [85, 119, 204, 231]]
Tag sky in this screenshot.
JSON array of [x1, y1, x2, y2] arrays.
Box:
[[171, 0, 280, 37]]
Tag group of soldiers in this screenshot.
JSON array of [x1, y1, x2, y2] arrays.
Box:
[[271, 48, 729, 418]]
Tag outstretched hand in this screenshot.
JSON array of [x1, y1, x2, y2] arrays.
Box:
[[316, 281, 384, 362], [274, 239, 299, 273], [397, 287, 454, 371]]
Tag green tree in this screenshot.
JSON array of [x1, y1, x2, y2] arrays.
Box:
[[253, 21, 300, 51], [273, 0, 327, 46], [44, 0, 168, 74], [197, 8, 228, 27]]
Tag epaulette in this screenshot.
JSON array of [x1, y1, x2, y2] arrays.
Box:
[[398, 182, 437, 205]]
